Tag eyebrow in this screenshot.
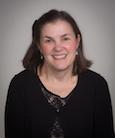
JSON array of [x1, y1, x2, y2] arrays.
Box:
[[42, 33, 74, 39]]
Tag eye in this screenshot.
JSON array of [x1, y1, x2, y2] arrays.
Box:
[[63, 37, 70, 41], [44, 39, 53, 43], [45, 39, 51, 42]]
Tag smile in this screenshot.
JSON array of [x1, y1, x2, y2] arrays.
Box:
[[52, 54, 67, 59]]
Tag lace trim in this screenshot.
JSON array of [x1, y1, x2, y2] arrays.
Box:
[[40, 84, 67, 138]]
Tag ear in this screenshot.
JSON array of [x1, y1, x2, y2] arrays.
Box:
[[76, 34, 80, 49]]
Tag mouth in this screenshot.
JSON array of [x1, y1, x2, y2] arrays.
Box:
[[52, 54, 67, 60]]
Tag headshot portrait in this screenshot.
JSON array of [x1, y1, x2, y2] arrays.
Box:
[[0, 0, 115, 138]]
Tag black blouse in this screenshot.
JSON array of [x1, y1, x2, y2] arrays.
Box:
[[5, 69, 115, 138], [39, 78, 74, 138]]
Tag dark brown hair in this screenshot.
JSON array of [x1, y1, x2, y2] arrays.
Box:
[[23, 9, 92, 74]]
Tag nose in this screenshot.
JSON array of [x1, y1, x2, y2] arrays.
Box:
[[54, 40, 63, 51]]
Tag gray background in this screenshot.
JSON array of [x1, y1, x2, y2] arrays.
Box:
[[0, 0, 115, 137]]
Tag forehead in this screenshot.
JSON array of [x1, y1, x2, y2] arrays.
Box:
[[41, 20, 74, 37]]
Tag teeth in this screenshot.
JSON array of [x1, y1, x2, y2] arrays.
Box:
[[53, 55, 66, 59]]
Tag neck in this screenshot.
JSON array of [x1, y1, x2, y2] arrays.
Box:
[[38, 64, 75, 83]]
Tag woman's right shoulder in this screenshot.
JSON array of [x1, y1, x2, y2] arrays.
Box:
[[9, 69, 36, 87]]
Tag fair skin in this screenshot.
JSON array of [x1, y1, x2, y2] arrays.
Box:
[[37, 20, 80, 98]]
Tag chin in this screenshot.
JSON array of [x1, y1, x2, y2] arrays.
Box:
[[52, 64, 73, 72]]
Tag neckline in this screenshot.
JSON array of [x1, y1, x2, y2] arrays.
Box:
[[28, 69, 89, 109], [36, 73, 80, 100]]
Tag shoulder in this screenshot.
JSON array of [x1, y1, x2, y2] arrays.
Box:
[[79, 70, 110, 98], [15, 69, 35, 78], [80, 69, 108, 87], [9, 69, 36, 87]]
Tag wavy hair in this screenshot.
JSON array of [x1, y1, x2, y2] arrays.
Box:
[[22, 9, 92, 74]]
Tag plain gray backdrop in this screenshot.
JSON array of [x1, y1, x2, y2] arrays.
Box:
[[0, 0, 115, 137]]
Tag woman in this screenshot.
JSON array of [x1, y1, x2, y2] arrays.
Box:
[[5, 9, 115, 138]]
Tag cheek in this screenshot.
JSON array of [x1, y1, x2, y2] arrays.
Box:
[[65, 42, 77, 52], [40, 45, 53, 55]]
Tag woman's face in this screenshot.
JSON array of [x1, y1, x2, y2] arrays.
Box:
[[39, 20, 80, 72]]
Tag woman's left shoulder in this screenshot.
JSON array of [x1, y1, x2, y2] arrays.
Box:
[[81, 69, 108, 86]]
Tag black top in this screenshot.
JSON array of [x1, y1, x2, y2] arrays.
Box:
[[5, 69, 115, 138], [39, 78, 74, 138]]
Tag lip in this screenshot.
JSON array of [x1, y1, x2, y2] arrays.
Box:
[[52, 54, 67, 59]]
